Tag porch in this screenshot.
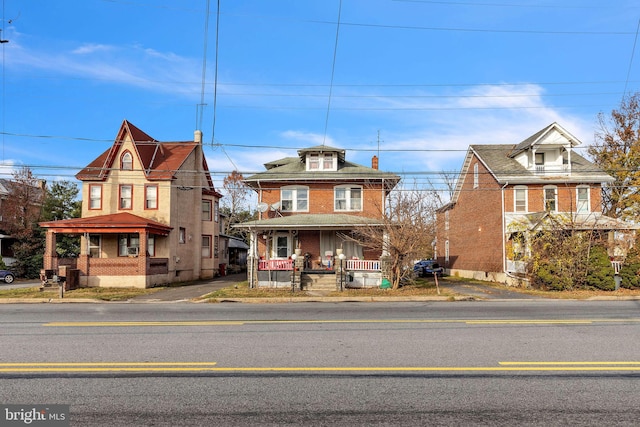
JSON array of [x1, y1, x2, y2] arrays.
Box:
[[46, 255, 171, 288], [254, 258, 383, 290]]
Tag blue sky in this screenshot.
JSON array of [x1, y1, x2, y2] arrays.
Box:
[[1, 0, 639, 200]]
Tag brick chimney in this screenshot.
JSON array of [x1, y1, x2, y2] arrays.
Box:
[[372, 155, 379, 170]]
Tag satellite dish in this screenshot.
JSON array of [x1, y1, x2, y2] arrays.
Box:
[[270, 201, 281, 211], [257, 202, 268, 213]]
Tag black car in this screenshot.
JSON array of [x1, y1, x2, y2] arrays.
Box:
[[413, 260, 444, 277]]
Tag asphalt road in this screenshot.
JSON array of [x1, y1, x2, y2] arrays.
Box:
[[1, 301, 639, 426]]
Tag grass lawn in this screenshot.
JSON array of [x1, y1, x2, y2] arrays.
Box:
[[0, 286, 161, 301]]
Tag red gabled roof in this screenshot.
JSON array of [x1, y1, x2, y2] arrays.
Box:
[[76, 120, 198, 182], [39, 212, 172, 236]]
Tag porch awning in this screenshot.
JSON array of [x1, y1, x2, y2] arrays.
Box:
[[39, 212, 173, 236], [233, 213, 383, 231]]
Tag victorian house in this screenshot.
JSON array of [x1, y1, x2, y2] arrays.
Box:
[[40, 120, 223, 288]]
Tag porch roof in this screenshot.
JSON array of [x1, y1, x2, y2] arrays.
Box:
[[39, 212, 173, 236], [506, 212, 640, 233], [234, 213, 383, 230]]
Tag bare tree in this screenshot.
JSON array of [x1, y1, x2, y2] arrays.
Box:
[[221, 170, 253, 238], [346, 181, 439, 289]]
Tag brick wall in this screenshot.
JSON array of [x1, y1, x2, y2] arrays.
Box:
[[437, 155, 504, 273], [258, 182, 385, 218]]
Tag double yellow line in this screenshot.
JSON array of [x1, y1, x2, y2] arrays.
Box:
[[1, 362, 640, 373]]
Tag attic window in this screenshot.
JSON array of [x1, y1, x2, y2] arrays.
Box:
[[306, 152, 336, 171], [121, 151, 133, 170]]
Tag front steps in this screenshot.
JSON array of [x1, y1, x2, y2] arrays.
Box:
[[301, 273, 336, 291]]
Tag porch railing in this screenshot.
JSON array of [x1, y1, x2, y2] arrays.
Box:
[[346, 259, 380, 271], [258, 259, 294, 270], [258, 258, 382, 272]]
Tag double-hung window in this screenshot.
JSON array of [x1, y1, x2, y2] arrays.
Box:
[[334, 185, 362, 211], [577, 186, 589, 213], [202, 235, 212, 258], [514, 186, 527, 213], [89, 184, 102, 210], [544, 186, 557, 212], [202, 200, 212, 221], [145, 185, 158, 209], [281, 186, 308, 212], [119, 184, 132, 210]]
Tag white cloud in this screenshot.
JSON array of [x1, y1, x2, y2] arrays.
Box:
[[281, 130, 335, 146], [72, 43, 113, 55]]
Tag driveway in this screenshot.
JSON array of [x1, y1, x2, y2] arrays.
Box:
[[131, 273, 246, 302]]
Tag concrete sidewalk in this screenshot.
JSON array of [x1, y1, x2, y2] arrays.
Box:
[[131, 273, 246, 302]]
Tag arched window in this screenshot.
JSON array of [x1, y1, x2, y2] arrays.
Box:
[[121, 151, 133, 170]]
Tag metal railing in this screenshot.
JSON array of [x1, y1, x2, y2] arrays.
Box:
[[258, 259, 294, 270]]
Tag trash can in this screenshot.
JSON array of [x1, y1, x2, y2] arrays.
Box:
[[219, 263, 226, 276]]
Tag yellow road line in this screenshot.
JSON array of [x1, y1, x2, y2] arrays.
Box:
[[1, 363, 639, 373], [466, 320, 593, 324], [500, 361, 640, 366], [42, 318, 640, 327]]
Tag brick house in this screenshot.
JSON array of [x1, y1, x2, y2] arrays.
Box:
[[39, 120, 223, 288], [435, 122, 637, 284], [0, 178, 47, 266], [236, 145, 400, 289]]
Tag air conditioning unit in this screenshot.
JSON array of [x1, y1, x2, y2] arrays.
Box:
[[127, 247, 139, 256]]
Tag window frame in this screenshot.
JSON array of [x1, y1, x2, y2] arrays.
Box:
[[576, 186, 590, 213], [543, 186, 558, 212], [119, 184, 133, 210], [514, 185, 528, 213], [281, 186, 309, 212], [179, 227, 186, 244], [202, 200, 212, 221], [121, 151, 133, 171], [144, 184, 158, 210], [88, 234, 101, 258], [118, 233, 140, 257], [202, 235, 212, 258], [89, 184, 102, 210], [334, 185, 363, 211]]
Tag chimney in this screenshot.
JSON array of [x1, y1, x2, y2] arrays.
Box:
[[194, 130, 203, 144], [372, 155, 379, 170]]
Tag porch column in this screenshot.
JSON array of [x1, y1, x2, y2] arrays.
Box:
[[43, 230, 57, 270], [138, 230, 148, 275], [247, 230, 258, 288]]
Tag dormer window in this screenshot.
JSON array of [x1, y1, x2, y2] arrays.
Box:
[[306, 152, 337, 171], [309, 154, 320, 170], [535, 152, 545, 171]]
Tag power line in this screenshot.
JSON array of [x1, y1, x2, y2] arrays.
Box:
[[322, 0, 342, 146]]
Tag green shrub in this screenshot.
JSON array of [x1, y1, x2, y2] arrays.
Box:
[[619, 244, 640, 289], [585, 246, 615, 290]]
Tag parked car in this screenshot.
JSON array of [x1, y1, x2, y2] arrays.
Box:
[[413, 260, 444, 277], [0, 270, 15, 284]]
